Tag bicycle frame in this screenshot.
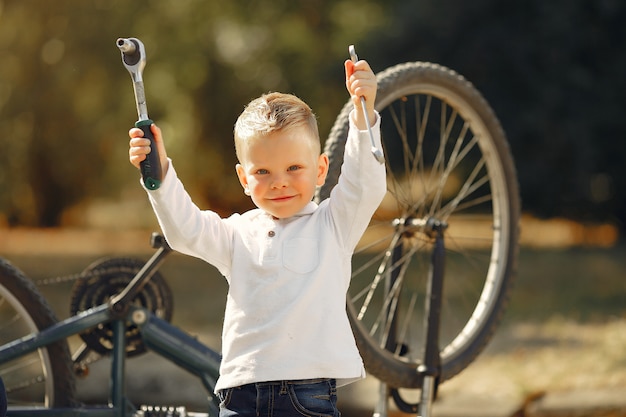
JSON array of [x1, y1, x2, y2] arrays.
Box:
[[0, 236, 222, 417]]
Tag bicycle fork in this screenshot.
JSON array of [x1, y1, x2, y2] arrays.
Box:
[[375, 219, 446, 417], [417, 221, 445, 417]]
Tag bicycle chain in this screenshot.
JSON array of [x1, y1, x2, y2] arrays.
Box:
[[137, 405, 189, 417], [36, 268, 107, 286]]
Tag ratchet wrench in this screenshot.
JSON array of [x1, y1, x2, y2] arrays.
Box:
[[117, 37, 162, 190], [349, 45, 384, 164]]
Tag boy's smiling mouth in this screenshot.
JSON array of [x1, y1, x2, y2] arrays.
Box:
[[269, 195, 295, 202]]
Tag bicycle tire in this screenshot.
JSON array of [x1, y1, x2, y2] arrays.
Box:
[[0, 257, 77, 407], [316, 62, 520, 388]]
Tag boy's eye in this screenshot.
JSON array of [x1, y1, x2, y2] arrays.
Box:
[[288, 165, 300, 171], [256, 169, 269, 175]]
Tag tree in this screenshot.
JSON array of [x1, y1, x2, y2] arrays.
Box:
[[1, 0, 625, 234], [0, 0, 387, 226], [363, 0, 626, 231]]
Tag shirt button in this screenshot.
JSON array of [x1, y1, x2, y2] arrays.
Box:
[[268, 230, 276, 237]]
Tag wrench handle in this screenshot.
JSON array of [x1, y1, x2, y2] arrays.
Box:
[[135, 119, 162, 190]]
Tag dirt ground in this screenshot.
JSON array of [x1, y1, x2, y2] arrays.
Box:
[[429, 318, 626, 414]]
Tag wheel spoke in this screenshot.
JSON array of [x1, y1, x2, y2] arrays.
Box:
[[1, 260, 77, 407]]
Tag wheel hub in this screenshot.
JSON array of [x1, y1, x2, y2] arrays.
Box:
[[394, 216, 448, 239]]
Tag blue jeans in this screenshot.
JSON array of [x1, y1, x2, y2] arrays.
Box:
[[217, 378, 340, 417]]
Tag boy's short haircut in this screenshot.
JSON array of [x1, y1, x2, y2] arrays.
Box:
[[234, 92, 320, 162]]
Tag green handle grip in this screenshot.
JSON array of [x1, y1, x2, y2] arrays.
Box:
[[135, 119, 162, 190]]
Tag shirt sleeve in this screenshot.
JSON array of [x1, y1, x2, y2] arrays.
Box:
[[143, 160, 234, 276], [327, 110, 387, 252]]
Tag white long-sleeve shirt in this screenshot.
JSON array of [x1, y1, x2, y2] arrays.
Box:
[[144, 111, 386, 391]]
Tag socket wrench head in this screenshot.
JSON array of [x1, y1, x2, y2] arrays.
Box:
[[117, 37, 149, 120], [117, 37, 146, 83]]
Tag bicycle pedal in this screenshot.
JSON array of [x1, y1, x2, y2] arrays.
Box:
[[136, 405, 188, 417]]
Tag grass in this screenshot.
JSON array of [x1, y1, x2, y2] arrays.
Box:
[[506, 244, 626, 323]]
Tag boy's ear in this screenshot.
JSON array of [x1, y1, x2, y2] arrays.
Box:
[[316, 153, 330, 186], [235, 164, 249, 194]]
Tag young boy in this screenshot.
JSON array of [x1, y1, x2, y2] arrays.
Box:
[[128, 58, 386, 417]]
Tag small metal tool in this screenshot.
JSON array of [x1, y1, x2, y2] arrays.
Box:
[[117, 37, 162, 190], [349, 45, 384, 164]]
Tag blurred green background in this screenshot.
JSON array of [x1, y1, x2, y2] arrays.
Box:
[[1, 0, 625, 237]]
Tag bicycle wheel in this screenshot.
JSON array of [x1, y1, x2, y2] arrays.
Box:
[[317, 62, 520, 388], [0, 258, 76, 407]]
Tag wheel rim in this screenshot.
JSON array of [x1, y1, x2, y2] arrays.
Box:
[[0, 285, 55, 407], [349, 74, 515, 379]]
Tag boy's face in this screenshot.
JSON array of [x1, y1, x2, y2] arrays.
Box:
[[235, 125, 329, 219]]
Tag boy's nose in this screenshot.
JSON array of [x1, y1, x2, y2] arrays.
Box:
[[270, 174, 288, 188]]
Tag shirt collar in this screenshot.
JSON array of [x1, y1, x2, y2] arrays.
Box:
[[296, 201, 318, 216], [265, 201, 318, 220]]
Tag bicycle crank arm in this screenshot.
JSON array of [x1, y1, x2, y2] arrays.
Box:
[[117, 37, 162, 190]]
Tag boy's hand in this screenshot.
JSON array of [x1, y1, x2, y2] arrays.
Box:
[[128, 123, 169, 177], [345, 59, 377, 130]]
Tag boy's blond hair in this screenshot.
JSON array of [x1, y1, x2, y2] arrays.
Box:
[[234, 92, 320, 163]]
